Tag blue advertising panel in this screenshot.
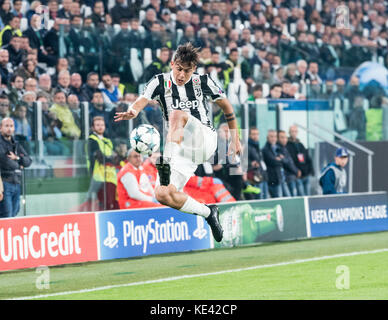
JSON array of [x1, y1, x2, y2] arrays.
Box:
[[97, 208, 212, 260], [307, 192, 388, 237]]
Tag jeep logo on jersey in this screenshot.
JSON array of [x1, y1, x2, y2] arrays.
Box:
[[172, 99, 199, 110]]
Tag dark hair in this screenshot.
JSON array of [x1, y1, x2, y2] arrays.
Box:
[[87, 72, 99, 80], [270, 83, 282, 90], [173, 42, 200, 68], [253, 84, 262, 92]]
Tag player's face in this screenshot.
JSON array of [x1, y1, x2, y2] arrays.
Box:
[[171, 61, 195, 86]]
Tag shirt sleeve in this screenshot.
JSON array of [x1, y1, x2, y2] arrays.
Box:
[[140, 75, 161, 101], [200, 74, 226, 101], [120, 172, 154, 202]]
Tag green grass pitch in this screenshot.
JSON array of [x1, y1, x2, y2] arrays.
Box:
[[1, 231, 388, 300]]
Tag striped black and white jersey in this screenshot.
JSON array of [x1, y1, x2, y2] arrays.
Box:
[[141, 72, 226, 129]]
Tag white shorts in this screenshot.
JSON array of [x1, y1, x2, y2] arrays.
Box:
[[168, 115, 217, 191]]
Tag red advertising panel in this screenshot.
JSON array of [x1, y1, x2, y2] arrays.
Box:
[[0, 213, 98, 271]]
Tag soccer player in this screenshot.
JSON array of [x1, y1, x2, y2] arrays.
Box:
[[114, 43, 241, 242]]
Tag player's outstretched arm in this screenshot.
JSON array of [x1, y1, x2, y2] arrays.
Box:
[[215, 98, 242, 156], [114, 96, 149, 122]]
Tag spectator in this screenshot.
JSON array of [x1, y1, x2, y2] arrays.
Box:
[[111, 18, 132, 59], [307, 61, 322, 84], [0, 49, 12, 86], [342, 34, 372, 67], [89, 0, 106, 27], [69, 72, 88, 102], [48, 0, 59, 20], [112, 140, 129, 170], [98, 73, 121, 104], [42, 18, 62, 60], [284, 63, 299, 83], [110, 0, 138, 25], [160, 8, 175, 35], [15, 59, 38, 81], [38, 73, 54, 99], [51, 57, 69, 87], [86, 116, 119, 210], [26, 1, 41, 23], [37, 93, 67, 155], [57, 0, 72, 19], [344, 76, 364, 110], [262, 129, 289, 198], [0, 0, 14, 27], [195, 27, 211, 48], [347, 95, 366, 141], [11, 0, 23, 19], [49, 90, 81, 139], [247, 127, 268, 199], [3, 35, 23, 68], [108, 100, 130, 141], [0, 93, 10, 121], [268, 83, 282, 99], [331, 78, 346, 101], [0, 15, 22, 47], [81, 72, 100, 102], [67, 93, 81, 130], [281, 80, 294, 99], [179, 24, 196, 46], [319, 147, 349, 194], [7, 74, 25, 108], [248, 84, 263, 102], [144, 21, 164, 58], [12, 104, 32, 145], [308, 79, 323, 99], [219, 48, 239, 90], [20, 90, 37, 134], [142, 8, 157, 33], [55, 70, 71, 96], [287, 125, 314, 196], [89, 91, 110, 136], [255, 60, 274, 85], [117, 148, 162, 209], [295, 59, 311, 84], [142, 47, 171, 84], [24, 77, 38, 95], [188, 0, 202, 16], [277, 130, 299, 197], [0, 117, 32, 218], [111, 73, 126, 97]]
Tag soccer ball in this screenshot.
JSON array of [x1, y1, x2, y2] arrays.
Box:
[[130, 124, 160, 155]]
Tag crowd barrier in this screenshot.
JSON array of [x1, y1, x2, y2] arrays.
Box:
[[1, 192, 387, 272]]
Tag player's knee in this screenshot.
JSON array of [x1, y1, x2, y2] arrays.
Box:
[[155, 185, 177, 205], [155, 186, 170, 205]]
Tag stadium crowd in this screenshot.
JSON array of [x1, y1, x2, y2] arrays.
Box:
[[0, 0, 387, 211]]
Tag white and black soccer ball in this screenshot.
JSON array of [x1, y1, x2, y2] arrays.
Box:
[[130, 124, 160, 155]]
